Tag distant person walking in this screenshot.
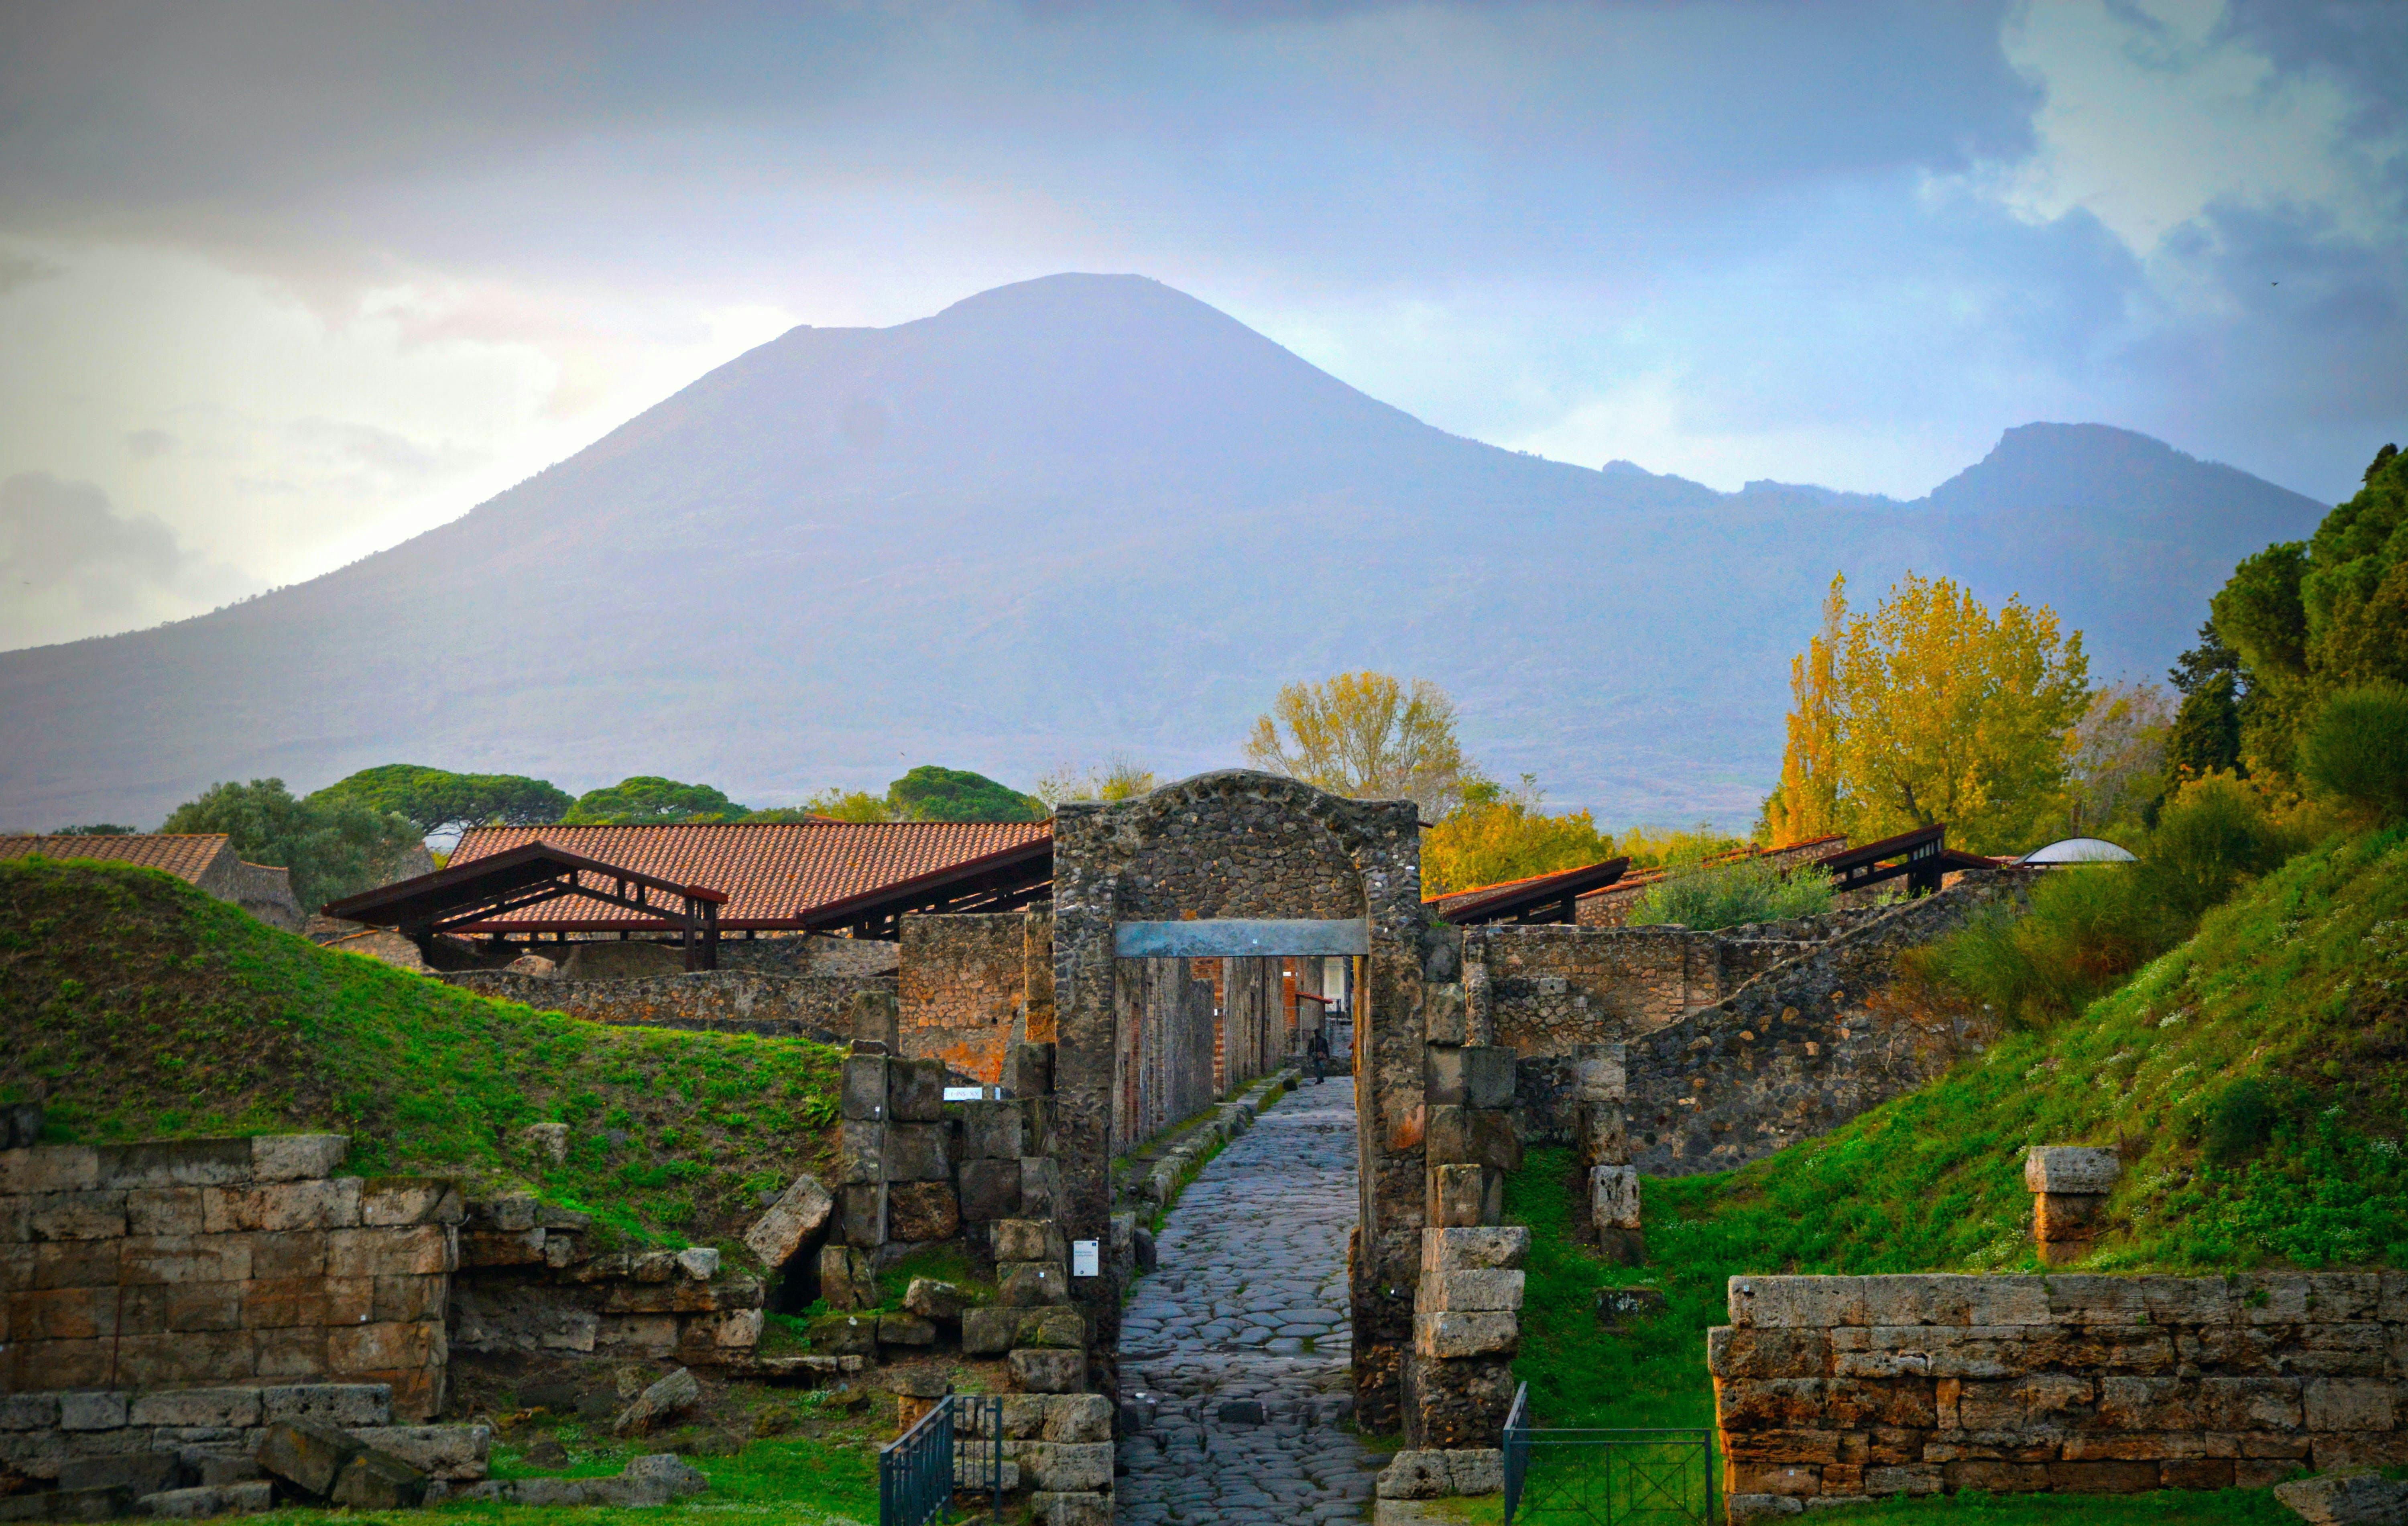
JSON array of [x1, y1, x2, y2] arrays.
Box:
[[1307, 1024, 1332, 1084]]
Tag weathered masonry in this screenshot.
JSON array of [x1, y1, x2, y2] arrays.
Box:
[[1712, 1272, 2408, 1517]]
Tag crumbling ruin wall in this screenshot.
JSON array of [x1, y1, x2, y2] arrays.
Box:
[[1576, 838, 1850, 928], [900, 914, 1029, 1084], [434, 969, 882, 1039], [0, 1133, 456, 1419], [1622, 876, 2015, 1177], [1712, 1272, 2408, 1516]]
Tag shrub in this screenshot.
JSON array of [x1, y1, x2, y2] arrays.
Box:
[[2138, 774, 2298, 919], [1913, 865, 2172, 1028], [2199, 1076, 2301, 1169], [2298, 683, 2408, 821], [1628, 853, 1833, 930]]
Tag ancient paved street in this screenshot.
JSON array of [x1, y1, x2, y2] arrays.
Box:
[[1117, 1075, 1379, 1524]]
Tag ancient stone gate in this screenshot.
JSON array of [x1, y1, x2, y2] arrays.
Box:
[[1048, 771, 1442, 1428]]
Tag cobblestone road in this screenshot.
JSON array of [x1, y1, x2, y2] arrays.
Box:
[[1116, 1076, 1379, 1524]]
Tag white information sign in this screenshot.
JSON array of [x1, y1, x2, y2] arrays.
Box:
[[1071, 1239, 1101, 1278]]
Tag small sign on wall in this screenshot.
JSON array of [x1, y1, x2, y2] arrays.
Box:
[[1071, 1239, 1101, 1277]]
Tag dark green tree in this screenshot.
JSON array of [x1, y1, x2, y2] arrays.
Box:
[[563, 777, 750, 825], [885, 765, 1045, 822], [160, 778, 422, 909], [54, 824, 138, 835], [309, 764, 571, 837], [2164, 622, 2243, 784]]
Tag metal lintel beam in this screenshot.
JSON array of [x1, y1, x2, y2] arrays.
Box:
[[1114, 918, 1369, 958]]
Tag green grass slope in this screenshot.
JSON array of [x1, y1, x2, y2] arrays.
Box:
[[1512, 823, 2408, 1441], [1, 859, 845, 1253]]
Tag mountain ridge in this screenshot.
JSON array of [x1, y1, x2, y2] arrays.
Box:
[[0, 274, 2327, 834]]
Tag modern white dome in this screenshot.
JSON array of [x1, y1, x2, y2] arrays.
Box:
[[2020, 836, 2139, 865]]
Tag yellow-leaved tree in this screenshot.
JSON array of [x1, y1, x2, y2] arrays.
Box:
[[1245, 671, 1469, 818], [1422, 774, 1615, 896], [1763, 572, 2092, 856]]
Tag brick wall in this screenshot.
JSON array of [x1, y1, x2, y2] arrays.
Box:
[[435, 969, 883, 1040], [1711, 1272, 2408, 1518], [0, 1135, 458, 1419], [900, 914, 1029, 1084]]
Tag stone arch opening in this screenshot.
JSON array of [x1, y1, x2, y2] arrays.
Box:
[[1049, 769, 1432, 1429]]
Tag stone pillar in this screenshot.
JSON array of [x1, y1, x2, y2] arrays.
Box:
[[2026, 1146, 2121, 1265], [1422, 1041, 1515, 1229], [1405, 1225, 1526, 1448], [1577, 1042, 1641, 1264]]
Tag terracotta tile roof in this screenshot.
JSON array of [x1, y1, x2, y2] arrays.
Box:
[[448, 820, 1053, 929], [0, 833, 234, 884]]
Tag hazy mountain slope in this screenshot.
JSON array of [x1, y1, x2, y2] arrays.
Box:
[[0, 275, 2327, 836]]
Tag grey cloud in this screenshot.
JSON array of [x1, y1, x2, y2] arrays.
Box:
[[123, 429, 176, 461], [0, 472, 188, 610], [0, 248, 61, 297], [288, 419, 484, 484]]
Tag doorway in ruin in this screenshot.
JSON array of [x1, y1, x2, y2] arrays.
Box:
[[1048, 770, 1435, 1430]]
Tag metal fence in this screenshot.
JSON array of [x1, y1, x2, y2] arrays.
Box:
[[1502, 1383, 1715, 1526], [879, 1394, 1004, 1526]]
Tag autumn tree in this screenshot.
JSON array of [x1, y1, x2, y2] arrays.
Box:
[[2067, 681, 2172, 833], [1422, 774, 1615, 896], [1762, 572, 2091, 856], [1760, 577, 1846, 845], [1245, 671, 1468, 818]]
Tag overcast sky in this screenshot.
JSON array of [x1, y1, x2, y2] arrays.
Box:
[[2, 0, 2402, 651]]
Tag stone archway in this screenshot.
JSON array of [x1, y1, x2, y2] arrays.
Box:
[[1049, 770, 1435, 1428]]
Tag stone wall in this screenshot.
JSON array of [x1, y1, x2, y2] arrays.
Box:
[[0, 1133, 457, 1419], [1117, 960, 1217, 1144], [434, 969, 884, 1040], [0, 1381, 427, 1493], [1711, 1272, 2408, 1518], [445, 1195, 763, 1366], [1621, 875, 2015, 1176], [901, 914, 1028, 1084]]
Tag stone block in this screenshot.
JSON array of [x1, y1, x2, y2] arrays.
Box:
[[202, 1179, 361, 1234], [1019, 1307, 1087, 1349], [346, 1426, 489, 1482], [1420, 1226, 1529, 1272], [2274, 1472, 2408, 1525], [356, 1179, 461, 1229], [2306, 1378, 2396, 1432], [1708, 1328, 1830, 1380], [58, 1392, 127, 1432], [326, 1224, 450, 1278], [1005, 1042, 1054, 1099], [852, 990, 901, 1052], [1726, 1495, 1806, 1520], [1009, 1348, 1085, 1394], [2201, 1375, 2303, 1431], [837, 1183, 885, 1247], [9, 1286, 120, 1341], [840, 1057, 890, 1122], [1942, 1459, 2048, 1493], [1030, 1491, 1110, 1526], [1427, 1165, 1500, 1229], [1425, 984, 1468, 1045], [329, 1447, 429, 1510], [1018, 1156, 1062, 1218], [959, 1101, 1024, 1159], [994, 1219, 1067, 1264], [1021, 1441, 1111, 1492], [258, 1420, 364, 1498], [810, 1312, 877, 1356], [999, 1260, 1070, 1306], [1449, 1448, 1505, 1495], [2024, 1146, 2122, 1195], [1424, 1106, 1520, 1170], [27, 1191, 127, 1242], [1714, 1378, 1828, 1429], [883, 1123, 953, 1182], [1575, 1044, 1627, 1103], [1581, 1104, 1629, 1169], [139, 1483, 272, 1519], [95, 1141, 256, 1192], [838, 1122, 884, 1185], [1376, 1450, 1450, 1500], [1460, 1046, 1516, 1108], [328, 1318, 443, 1374], [887, 1181, 961, 1243], [890, 1060, 950, 1123], [1425, 1046, 1469, 1106], [260, 1384, 392, 1429], [57, 1451, 179, 1496], [2046, 1460, 2160, 1493], [1419, 1266, 1524, 1313], [127, 1390, 260, 1428], [114, 1188, 196, 1239], [1727, 1461, 1823, 1496], [818, 1244, 879, 1311], [1591, 1164, 1642, 1232], [879, 1312, 938, 1347], [0, 1147, 99, 1196], [962, 1306, 1018, 1356], [0, 1394, 59, 1430], [250, 1136, 350, 1183], [1863, 1463, 1942, 1497], [958, 1159, 1023, 1221], [1041, 1395, 1114, 1443], [1413, 1310, 1518, 1358]]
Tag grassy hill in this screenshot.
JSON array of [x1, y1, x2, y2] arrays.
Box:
[[1513, 821, 2408, 1443], [0, 858, 845, 1256]]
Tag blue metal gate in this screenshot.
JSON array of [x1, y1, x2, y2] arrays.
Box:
[[1502, 1384, 1715, 1525], [879, 1395, 1004, 1526]]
